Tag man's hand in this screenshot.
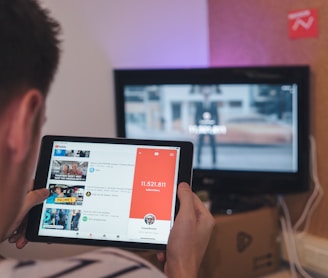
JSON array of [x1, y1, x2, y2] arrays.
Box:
[[159, 182, 215, 278], [7, 181, 49, 249]]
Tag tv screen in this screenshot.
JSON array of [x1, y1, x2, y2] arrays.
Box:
[[114, 66, 310, 199]]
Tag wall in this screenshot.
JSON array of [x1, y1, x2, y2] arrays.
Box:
[[41, 0, 208, 139], [0, 0, 209, 259], [208, 0, 328, 237]]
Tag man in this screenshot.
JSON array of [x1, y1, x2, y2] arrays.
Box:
[[0, 0, 214, 277], [195, 85, 219, 167], [70, 162, 83, 175]]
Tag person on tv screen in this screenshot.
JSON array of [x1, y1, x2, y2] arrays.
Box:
[[0, 1, 214, 277], [195, 85, 219, 167]]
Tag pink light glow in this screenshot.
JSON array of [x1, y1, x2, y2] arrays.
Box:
[[208, 0, 316, 67]]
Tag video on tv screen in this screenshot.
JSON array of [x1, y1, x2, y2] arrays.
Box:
[[122, 83, 298, 173]]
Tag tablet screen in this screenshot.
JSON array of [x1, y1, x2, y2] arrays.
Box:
[[27, 136, 193, 250]]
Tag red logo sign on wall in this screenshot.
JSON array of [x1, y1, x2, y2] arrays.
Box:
[[288, 9, 318, 39]]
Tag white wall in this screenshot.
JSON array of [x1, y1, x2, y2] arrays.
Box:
[[43, 0, 209, 138], [0, 0, 208, 259]]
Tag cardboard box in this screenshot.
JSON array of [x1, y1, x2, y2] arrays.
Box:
[[199, 206, 280, 278]]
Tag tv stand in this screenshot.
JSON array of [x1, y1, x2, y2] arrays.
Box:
[[209, 194, 272, 215]]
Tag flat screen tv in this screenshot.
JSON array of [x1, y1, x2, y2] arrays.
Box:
[[114, 66, 310, 211]]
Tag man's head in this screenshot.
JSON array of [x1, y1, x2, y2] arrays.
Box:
[[0, 0, 61, 241], [0, 0, 61, 113], [199, 85, 213, 99]]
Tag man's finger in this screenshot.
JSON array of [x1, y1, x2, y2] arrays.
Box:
[[21, 188, 50, 215], [10, 188, 49, 233], [176, 182, 194, 215]]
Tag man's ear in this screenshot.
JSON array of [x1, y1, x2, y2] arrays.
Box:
[[8, 89, 44, 163]]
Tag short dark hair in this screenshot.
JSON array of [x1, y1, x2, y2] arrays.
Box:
[[0, 0, 61, 111]]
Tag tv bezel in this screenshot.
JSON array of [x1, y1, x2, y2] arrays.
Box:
[[114, 66, 310, 196]]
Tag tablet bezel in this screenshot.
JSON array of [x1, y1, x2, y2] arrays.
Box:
[[26, 135, 193, 250]]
